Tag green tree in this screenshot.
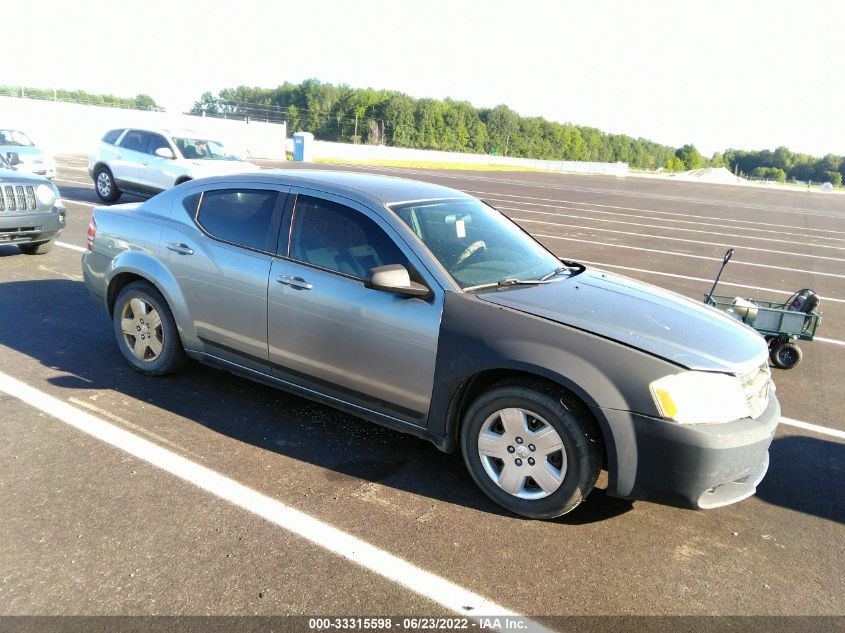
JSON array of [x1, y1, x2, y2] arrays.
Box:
[[676, 144, 703, 169], [133, 94, 159, 110]]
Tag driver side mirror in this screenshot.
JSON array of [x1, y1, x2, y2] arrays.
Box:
[[154, 147, 176, 159], [365, 264, 431, 299], [6, 152, 21, 166]]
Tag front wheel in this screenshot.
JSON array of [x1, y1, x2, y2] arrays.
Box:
[[460, 381, 601, 519], [112, 281, 186, 375], [18, 239, 55, 255]]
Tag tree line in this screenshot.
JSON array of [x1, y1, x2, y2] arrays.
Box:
[[5, 82, 842, 184], [1, 85, 162, 111], [191, 81, 844, 184], [190, 80, 684, 170]]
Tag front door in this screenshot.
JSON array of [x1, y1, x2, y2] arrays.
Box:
[[268, 191, 443, 424]]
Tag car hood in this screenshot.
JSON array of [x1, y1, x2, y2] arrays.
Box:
[[0, 145, 48, 162], [0, 167, 50, 185], [476, 268, 767, 372]]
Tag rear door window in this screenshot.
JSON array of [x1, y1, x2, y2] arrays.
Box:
[[119, 130, 148, 153], [102, 129, 125, 145], [196, 189, 283, 252], [288, 195, 408, 278]]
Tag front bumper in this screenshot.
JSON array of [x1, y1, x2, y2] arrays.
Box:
[[605, 393, 780, 509], [0, 206, 66, 244]]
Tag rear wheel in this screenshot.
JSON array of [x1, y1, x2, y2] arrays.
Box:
[[95, 166, 121, 203], [18, 239, 54, 255], [112, 281, 186, 375], [460, 381, 601, 519], [770, 340, 802, 369]]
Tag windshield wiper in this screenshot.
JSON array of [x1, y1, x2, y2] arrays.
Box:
[[539, 266, 566, 281], [464, 269, 564, 292], [463, 261, 585, 292]]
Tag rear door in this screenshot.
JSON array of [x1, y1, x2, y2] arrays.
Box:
[[112, 129, 151, 189], [267, 189, 444, 423], [162, 184, 289, 371]]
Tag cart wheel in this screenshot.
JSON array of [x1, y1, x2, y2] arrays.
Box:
[[770, 341, 803, 369]]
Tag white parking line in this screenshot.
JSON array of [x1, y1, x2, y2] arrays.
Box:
[[529, 232, 845, 280], [54, 176, 94, 187], [576, 258, 845, 306], [60, 198, 95, 207], [470, 190, 845, 238], [780, 417, 845, 440], [364, 166, 844, 219], [815, 337, 845, 346], [497, 203, 845, 250], [56, 241, 86, 253], [0, 372, 538, 628], [521, 217, 845, 264]]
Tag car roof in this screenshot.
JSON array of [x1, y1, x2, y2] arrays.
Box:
[[202, 169, 474, 206], [117, 127, 204, 138]]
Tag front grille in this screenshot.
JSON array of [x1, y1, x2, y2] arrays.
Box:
[[739, 362, 771, 419], [0, 184, 37, 212]]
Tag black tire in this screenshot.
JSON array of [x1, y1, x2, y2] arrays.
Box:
[[94, 166, 121, 203], [112, 281, 186, 376], [18, 239, 55, 255], [460, 380, 601, 519], [770, 340, 802, 369]]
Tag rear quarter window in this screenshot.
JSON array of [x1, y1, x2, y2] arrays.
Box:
[[101, 129, 124, 145]]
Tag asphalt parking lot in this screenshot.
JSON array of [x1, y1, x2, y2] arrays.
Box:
[[1, 156, 843, 629]]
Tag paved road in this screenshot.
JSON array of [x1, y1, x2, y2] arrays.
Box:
[[1, 156, 842, 628]]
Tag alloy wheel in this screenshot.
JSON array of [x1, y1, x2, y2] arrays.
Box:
[[120, 297, 163, 362], [477, 407, 567, 499]]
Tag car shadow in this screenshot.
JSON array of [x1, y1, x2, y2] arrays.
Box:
[[57, 184, 148, 206], [0, 278, 632, 523], [755, 435, 844, 524]]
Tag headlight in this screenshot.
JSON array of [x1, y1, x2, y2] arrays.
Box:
[[36, 183, 56, 206], [649, 371, 749, 424]]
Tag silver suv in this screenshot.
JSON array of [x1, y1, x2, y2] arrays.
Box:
[[0, 153, 65, 254], [88, 127, 260, 203], [81, 170, 779, 519]]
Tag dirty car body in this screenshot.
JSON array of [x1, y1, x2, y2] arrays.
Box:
[[81, 170, 779, 518]]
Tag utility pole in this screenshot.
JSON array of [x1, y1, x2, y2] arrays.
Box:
[[354, 114, 358, 143]]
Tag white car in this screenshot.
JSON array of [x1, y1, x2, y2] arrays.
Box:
[[88, 127, 261, 203], [0, 128, 57, 179]]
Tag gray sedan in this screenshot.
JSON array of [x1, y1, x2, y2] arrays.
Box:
[[82, 170, 779, 518]]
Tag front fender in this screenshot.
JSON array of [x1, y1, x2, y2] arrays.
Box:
[[428, 292, 678, 497]]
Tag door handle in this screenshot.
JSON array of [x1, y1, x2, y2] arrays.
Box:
[[276, 274, 313, 290], [166, 242, 194, 255]]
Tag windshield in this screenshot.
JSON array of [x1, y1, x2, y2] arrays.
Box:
[[172, 137, 239, 161], [390, 198, 564, 289], [0, 129, 34, 147]]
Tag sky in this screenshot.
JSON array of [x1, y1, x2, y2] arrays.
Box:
[[4, 0, 843, 157]]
